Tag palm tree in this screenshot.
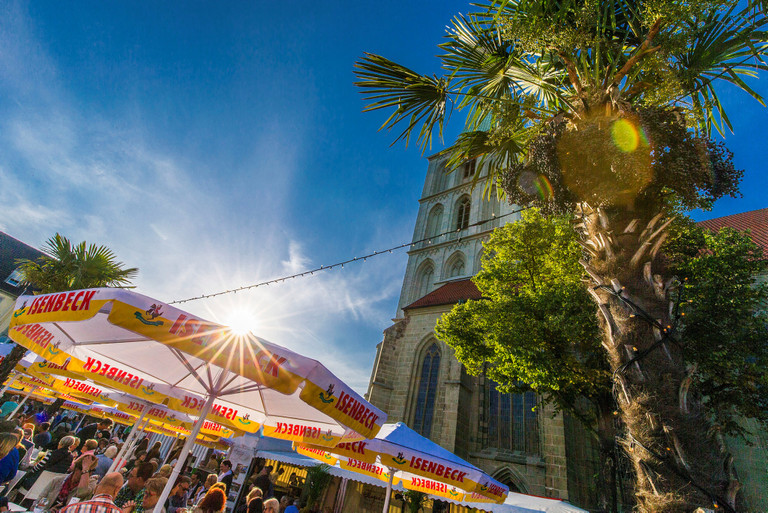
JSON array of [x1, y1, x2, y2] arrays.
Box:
[[355, 1, 767, 511], [0, 234, 138, 391]]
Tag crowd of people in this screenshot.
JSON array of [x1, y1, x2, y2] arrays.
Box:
[[237, 462, 300, 513], [0, 399, 265, 513]]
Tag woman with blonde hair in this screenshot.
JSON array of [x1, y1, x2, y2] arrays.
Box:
[[70, 439, 98, 470], [146, 441, 162, 461], [245, 487, 263, 513], [156, 463, 172, 479], [69, 437, 81, 457], [261, 498, 278, 513], [0, 432, 19, 462], [195, 474, 217, 505]]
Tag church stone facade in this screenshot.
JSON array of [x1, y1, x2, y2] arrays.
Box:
[[366, 155, 599, 509]]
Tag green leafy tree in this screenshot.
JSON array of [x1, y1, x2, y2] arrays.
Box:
[[0, 234, 138, 396], [662, 218, 768, 436], [355, 0, 768, 509], [401, 490, 428, 513], [435, 210, 618, 507], [300, 464, 333, 513]]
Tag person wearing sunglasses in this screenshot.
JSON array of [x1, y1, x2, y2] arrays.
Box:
[[166, 475, 192, 513]]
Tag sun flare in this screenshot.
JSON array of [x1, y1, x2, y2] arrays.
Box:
[[226, 308, 260, 335]]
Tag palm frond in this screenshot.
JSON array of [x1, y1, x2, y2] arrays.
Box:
[[354, 53, 450, 152], [16, 233, 138, 293], [674, 5, 768, 135]]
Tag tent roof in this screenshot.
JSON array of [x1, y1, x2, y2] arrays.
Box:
[[256, 437, 585, 513], [9, 287, 385, 443], [376, 422, 483, 471]]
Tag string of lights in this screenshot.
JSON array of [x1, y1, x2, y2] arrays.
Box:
[[169, 205, 533, 304]]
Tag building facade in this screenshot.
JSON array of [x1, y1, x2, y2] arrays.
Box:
[[365, 155, 600, 508], [0, 232, 45, 342]]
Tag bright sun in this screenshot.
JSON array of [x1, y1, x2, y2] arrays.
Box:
[[226, 308, 260, 335]]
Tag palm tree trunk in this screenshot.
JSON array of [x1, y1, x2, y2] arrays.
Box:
[[577, 206, 738, 513], [595, 398, 619, 513], [0, 344, 28, 390]]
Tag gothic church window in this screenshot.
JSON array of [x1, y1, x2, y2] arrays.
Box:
[[425, 204, 443, 239], [481, 186, 501, 222], [413, 342, 441, 438], [432, 161, 448, 194], [486, 380, 540, 455], [462, 159, 476, 180], [444, 252, 466, 279], [414, 261, 435, 299], [455, 196, 471, 231]]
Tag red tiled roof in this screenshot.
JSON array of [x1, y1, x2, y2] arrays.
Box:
[[404, 279, 482, 310], [697, 207, 768, 255]]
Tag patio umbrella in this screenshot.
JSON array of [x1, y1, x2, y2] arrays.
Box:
[[9, 287, 385, 511], [29, 362, 239, 439], [24, 354, 262, 435], [26, 362, 235, 470], [296, 422, 509, 510]]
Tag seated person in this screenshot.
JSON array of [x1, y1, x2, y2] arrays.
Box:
[[0, 431, 20, 484], [20, 435, 75, 490], [121, 476, 167, 513]]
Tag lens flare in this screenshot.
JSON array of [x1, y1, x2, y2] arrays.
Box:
[[611, 118, 647, 153], [534, 175, 554, 200], [518, 171, 554, 201]]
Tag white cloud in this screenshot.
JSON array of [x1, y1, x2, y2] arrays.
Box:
[[0, 2, 413, 394]]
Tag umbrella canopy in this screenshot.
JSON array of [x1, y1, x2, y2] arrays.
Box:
[[296, 422, 509, 505], [27, 361, 238, 438], [9, 288, 384, 443], [6, 385, 56, 403]]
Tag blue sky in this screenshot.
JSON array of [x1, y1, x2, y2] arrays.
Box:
[[0, 1, 766, 393]]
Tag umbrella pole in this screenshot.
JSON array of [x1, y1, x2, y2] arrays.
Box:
[[73, 413, 85, 432], [0, 372, 17, 396], [154, 393, 217, 513], [381, 468, 395, 513], [334, 477, 348, 513], [108, 410, 148, 473], [8, 386, 36, 419], [161, 432, 182, 466]]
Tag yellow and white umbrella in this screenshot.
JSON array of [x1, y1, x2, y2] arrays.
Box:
[[9, 287, 385, 512], [29, 361, 239, 439], [295, 422, 509, 509]]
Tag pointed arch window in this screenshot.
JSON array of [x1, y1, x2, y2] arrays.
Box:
[[462, 159, 476, 180], [425, 205, 443, 239], [413, 343, 441, 438], [415, 262, 435, 299], [445, 252, 466, 279], [481, 186, 501, 222], [485, 380, 539, 455], [455, 197, 471, 231], [449, 260, 465, 278], [432, 161, 448, 193]]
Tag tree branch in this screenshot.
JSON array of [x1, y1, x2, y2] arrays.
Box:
[[607, 19, 664, 89], [558, 51, 586, 98]]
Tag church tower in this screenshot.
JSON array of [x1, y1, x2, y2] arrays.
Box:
[[366, 155, 599, 506]]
